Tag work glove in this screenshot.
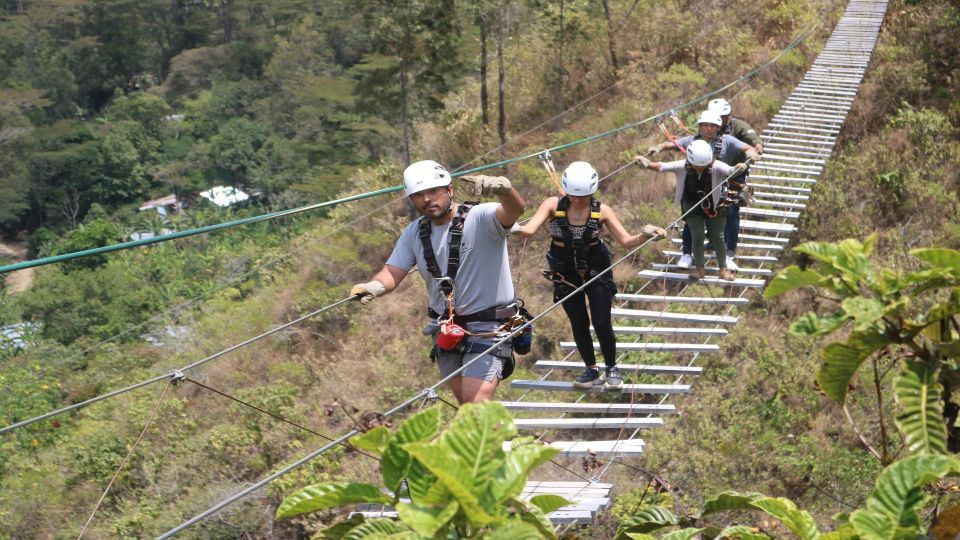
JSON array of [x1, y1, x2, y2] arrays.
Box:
[[350, 280, 386, 305], [642, 224, 667, 239], [645, 145, 661, 157], [459, 175, 513, 197], [732, 162, 749, 175], [634, 155, 651, 168], [509, 222, 523, 236]]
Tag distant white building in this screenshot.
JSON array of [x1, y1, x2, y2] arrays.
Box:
[[139, 194, 181, 216], [199, 186, 250, 208]]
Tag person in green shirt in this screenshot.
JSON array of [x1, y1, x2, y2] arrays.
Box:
[[707, 98, 763, 270]]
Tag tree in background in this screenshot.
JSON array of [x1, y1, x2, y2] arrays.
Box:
[[356, 0, 463, 165]]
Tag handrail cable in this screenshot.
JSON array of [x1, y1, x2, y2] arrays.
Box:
[[0, 296, 357, 434], [1, 23, 817, 276]]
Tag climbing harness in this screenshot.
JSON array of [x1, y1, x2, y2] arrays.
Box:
[[418, 201, 475, 298], [683, 163, 720, 218], [539, 150, 566, 195], [551, 196, 602, 278]]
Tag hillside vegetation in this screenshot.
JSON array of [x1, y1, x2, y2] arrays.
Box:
[[0, 0, 958, 538]]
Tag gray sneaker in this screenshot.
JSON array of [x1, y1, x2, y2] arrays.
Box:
[[573, 368, 601, 389], [604, 366, 623, 388]]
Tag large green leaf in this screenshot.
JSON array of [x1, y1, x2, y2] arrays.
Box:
[[395, 500, 458, 537], [484, 520, 544, 539], [763, 266, 825, 299], [403, 442, 501, 526], [701, 491, 766, 515], [624, 534, 657, 540], [320, 513, 366, 539], [902, 289, 960, 337], [841, 297, 886, 331], [893, 361, 947, 456], [819, 524, 859, 540], [527, 494, 571, 515], [749, 498, 820, 540], [515, 499, 557, 540], [661, 528, 704, 540], [406, 459, 440, 504], [714, 525, 772, 539], [850, 455, 960, 539], [491, 438, 559, 502], [910, 248, 960, 272], [616, 507, 679, 538], [817, 341, 875, 403], [382, 407, 441, 495], [275, 482, 390, 519], [795, 241, 842, 264], [350, 427, 391, 456], [789, 311, 849, 337], [341, 518, 419, 540]]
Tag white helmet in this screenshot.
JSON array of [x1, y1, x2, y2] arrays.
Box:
[[403, 160, 451, 197], [686, 140, 714, 167], [708, 98, 732, 116], [561, 162, 599, 196], [697, 110, 722, 127]]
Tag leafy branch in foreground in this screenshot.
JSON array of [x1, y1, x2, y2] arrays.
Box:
[[764, 236, 960, 462], [275, 401, 567, 539]]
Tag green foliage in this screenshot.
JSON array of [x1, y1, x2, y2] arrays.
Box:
[[276, 402, 565, 538]]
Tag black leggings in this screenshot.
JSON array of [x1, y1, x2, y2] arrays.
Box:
[[548, 245, 617, 368]]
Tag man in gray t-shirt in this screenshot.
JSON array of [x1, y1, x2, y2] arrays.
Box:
[[350, 159, 525, 404]]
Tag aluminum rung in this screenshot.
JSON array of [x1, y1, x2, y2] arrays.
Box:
[[740, 219, 797, 233], [764, 131, 837, 143], [524, 481, 614, 490], [750, 174, 818, 184], [739, 207, 801, 219], [766, 122, 841, 135], [609, 307, 738, 325], [515, 417, 664, 430], [793, 86, 858, 97], [762, 135, 835, 147], [737, 233, 791, 243], [759, 153, 827, 165], [798, 78, 861, 89], [752, 164, 823, 175], [500, 400, 679, 413], [807, 67, 864, 75], [532, 360, 704, 376], [670, 238, 785, 251], [615, 293, 750, 304], [752, 191, 810, 200], [781, 103, 851, 115], [559, 341, 721, 353], [609, 326, 729, 337], [651, 263, 772, 276], [796, 83, 860, 94], [663, 250, 778, 262], [748, 183, 812, 193], [772, 112, 845, 124], [535, 439, 646, 457], [509, 380, 691, 394], [782, 96, 853, 109], [637, 269, 765, 287], [752, 198, 807, 209], [765, 141, 834, 153], [758, 147, 828, 158]]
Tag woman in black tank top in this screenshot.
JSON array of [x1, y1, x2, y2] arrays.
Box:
[[517, 162, 665, 389]]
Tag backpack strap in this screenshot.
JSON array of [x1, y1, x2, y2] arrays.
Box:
[[418, 202, 476, 297]]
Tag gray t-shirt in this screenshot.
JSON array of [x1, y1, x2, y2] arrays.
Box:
[[675, 134, 750, 165], [386, 202, 515, 317]]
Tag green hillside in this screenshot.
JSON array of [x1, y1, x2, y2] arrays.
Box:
[[1, 0, 959, 538]]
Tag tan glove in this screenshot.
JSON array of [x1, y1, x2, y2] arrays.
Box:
[[641, 224, 667, 239], [634, 155, 652, 168], [350, 280, 386, 305], [732, 162, 749, 175], [645, 145, 661, 157], [509, 222, 523, 236], [459, 175, 513, 197]]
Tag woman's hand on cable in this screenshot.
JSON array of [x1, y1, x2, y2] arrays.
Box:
[[641, 224, 667, 241], [634, 155, 652, 169]]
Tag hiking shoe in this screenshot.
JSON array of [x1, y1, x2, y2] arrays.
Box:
[[677, 254, 693, 269], [688, 267, 706, 281], [573, 368, 601, 389], [604, 366, 623, 388], [719, 268, 736, 281], [726, 255, 739, 271]]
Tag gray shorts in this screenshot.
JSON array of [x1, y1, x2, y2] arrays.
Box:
[[432, 321, 511, 382]]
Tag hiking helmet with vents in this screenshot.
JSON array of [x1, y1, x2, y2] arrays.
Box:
[[708, 98, 732, 116], [686, 140, 714, 167], [403, 160, 451, 197], [697, 110, 723, 127], [561, 161, 599, 196]]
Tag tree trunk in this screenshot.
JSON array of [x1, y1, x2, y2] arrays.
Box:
[[400, 64, 411, 167], [219, 0, 234, 43], [555, 0, 565, 126], [600, 0, 619, 74], [496, 0, 506, 155], [479, 16, 489, 125]]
